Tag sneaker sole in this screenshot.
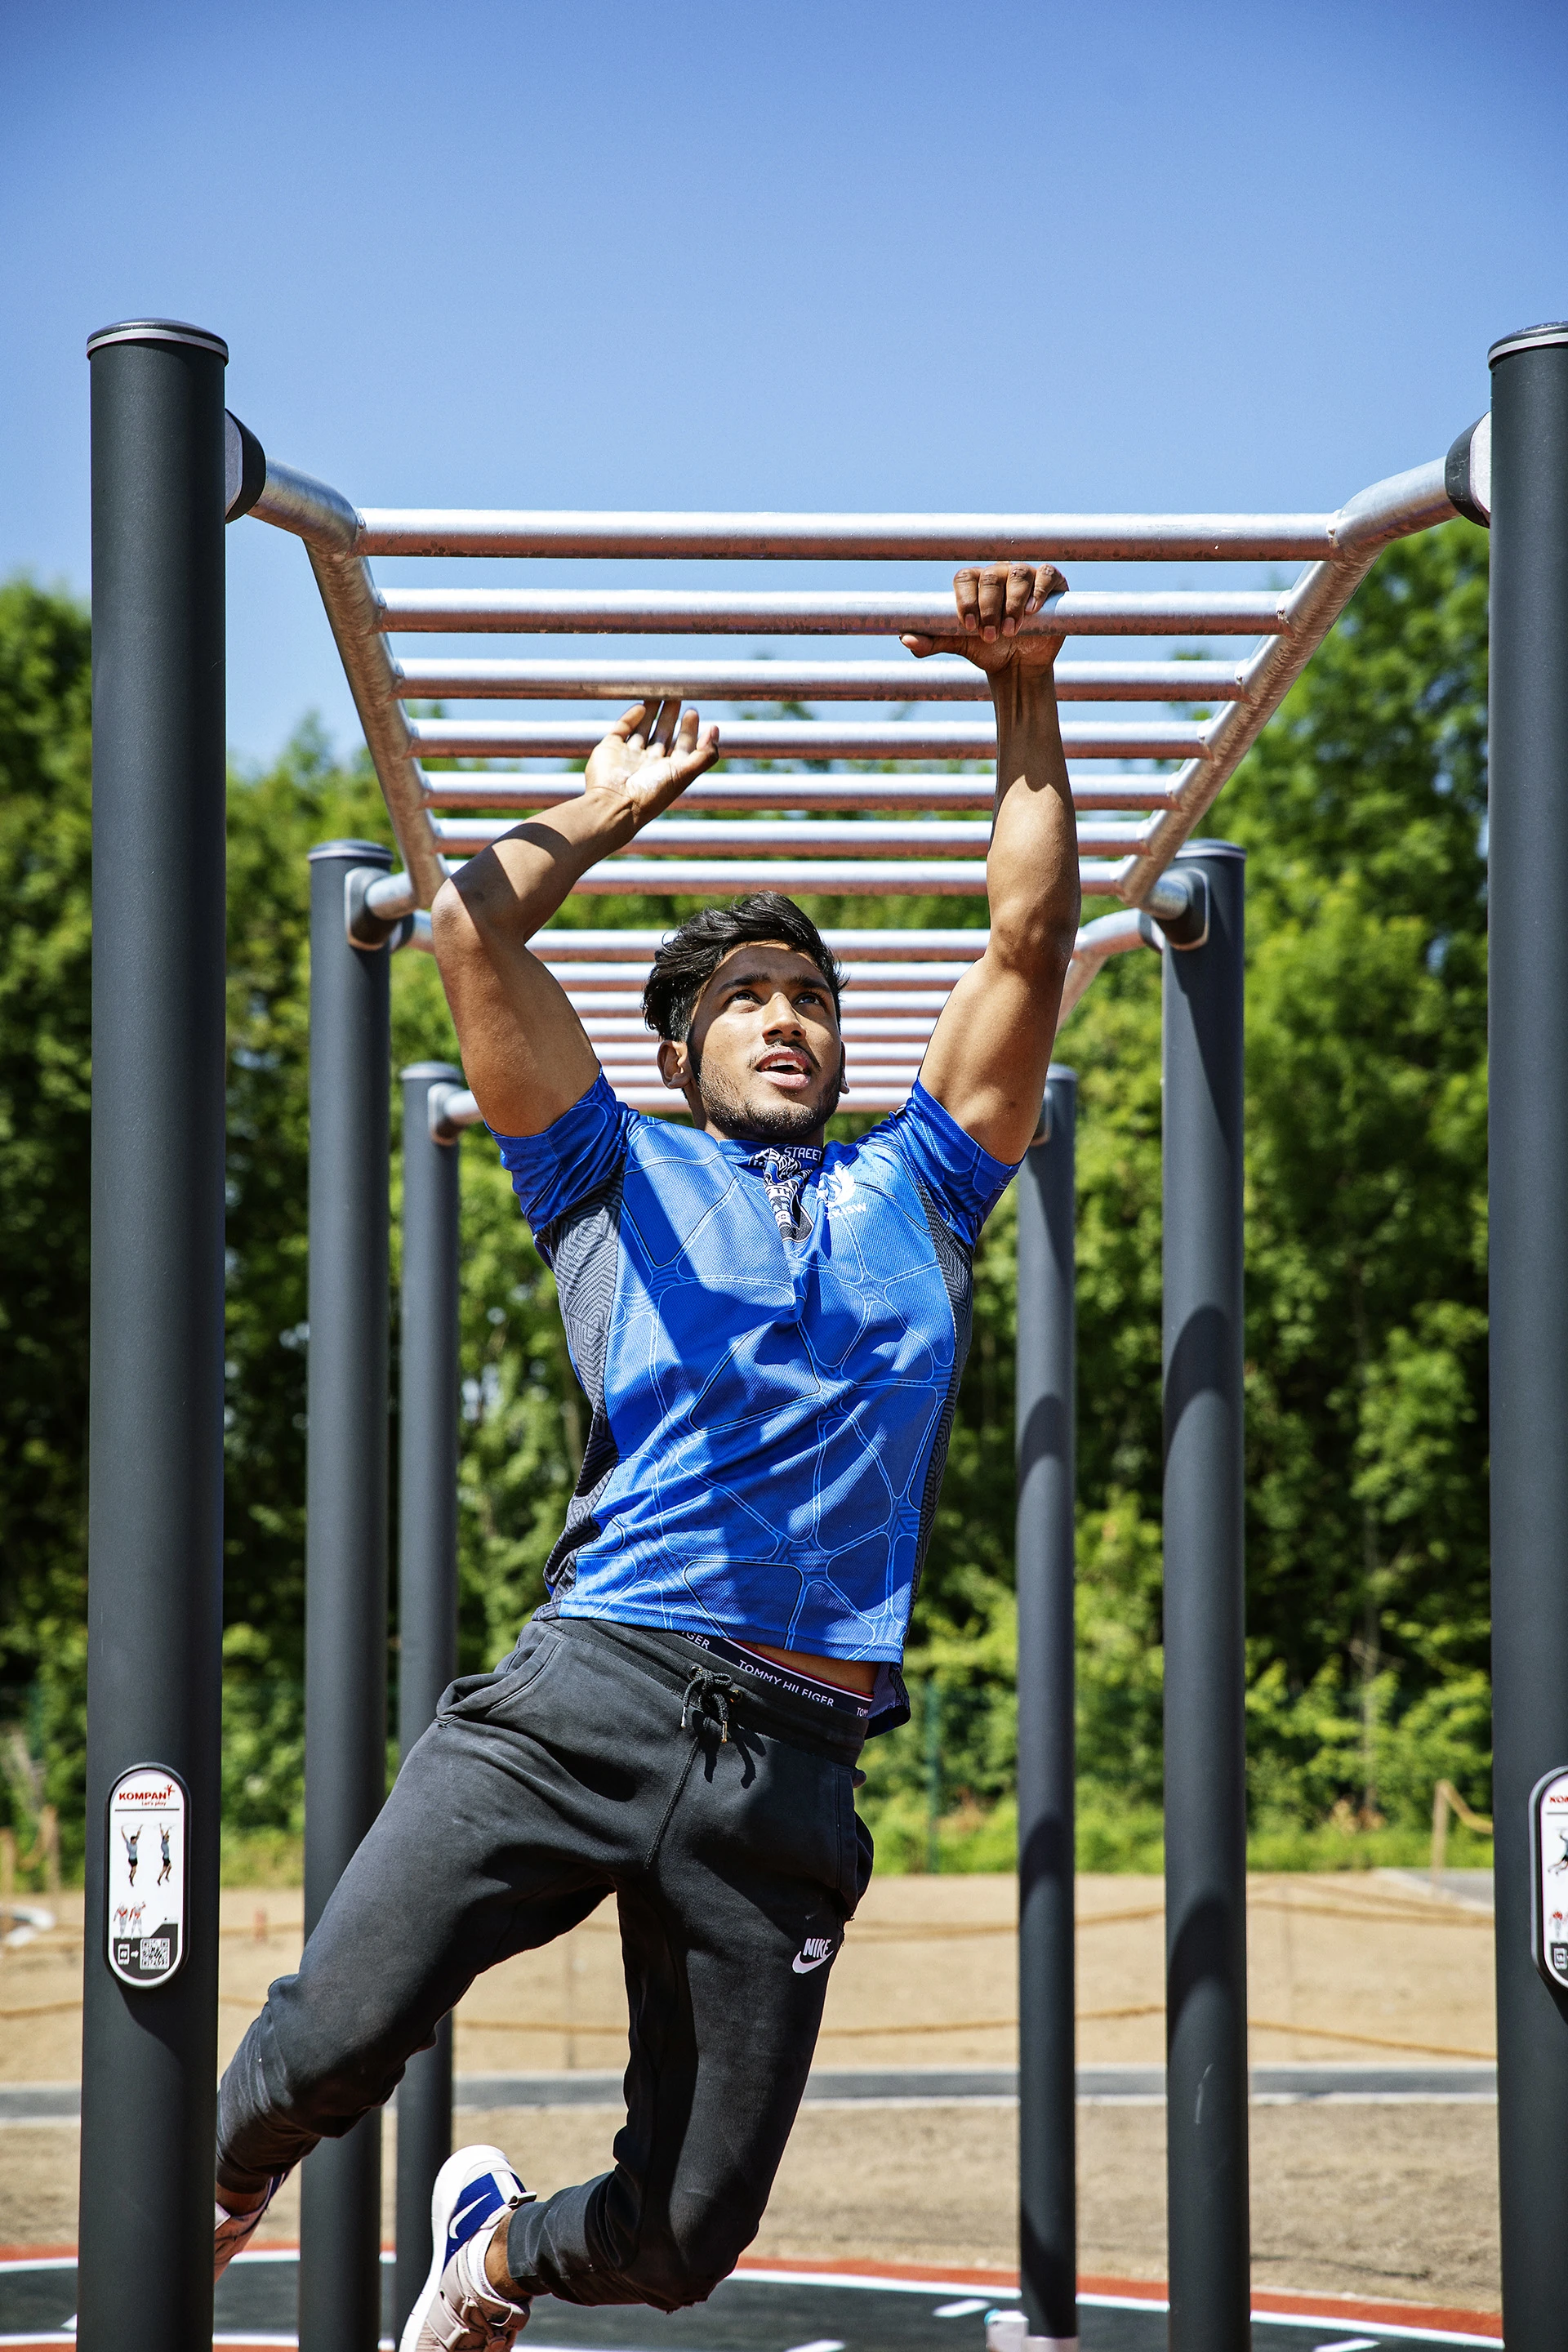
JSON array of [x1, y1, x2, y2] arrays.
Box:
[[398, 2141, 519, 2352]]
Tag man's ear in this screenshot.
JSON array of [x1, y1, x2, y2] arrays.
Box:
[[657, 1037, 689, 1091], [839, 1045, 850, 1095]]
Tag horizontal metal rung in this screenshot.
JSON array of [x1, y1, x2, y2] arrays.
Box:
[[599, 1056, 929, 1081], [584, 1016, 937, 1040], [408, 666, 1238, 735], [423, 774, 1174, 815], [537, 927, 991, 959], [411, 717, 1202, 763], [394, 656, 1222, 721], [612, 1090, 915, 1115], [561, 986, 960, 1013], [559, 858, 1128, 897], [377, 589, 1284, 639], [356, 510, 1336, 561], [430, 816, 1150, 857]]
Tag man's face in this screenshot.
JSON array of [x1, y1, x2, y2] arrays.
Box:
[[657, 940, 845, 1143]]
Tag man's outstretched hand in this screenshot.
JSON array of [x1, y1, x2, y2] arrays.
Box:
[[902, 562, 1069, 675], [585, 697, 720, 826]]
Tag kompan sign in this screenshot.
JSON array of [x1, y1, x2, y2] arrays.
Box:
[[105, 1764, 188, 1989], [1530, 1765, 1568, 1994]]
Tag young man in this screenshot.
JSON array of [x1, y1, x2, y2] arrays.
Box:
[[212, 563, 1080, 2351]]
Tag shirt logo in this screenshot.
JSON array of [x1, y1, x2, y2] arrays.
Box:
[[823, 1166, 856, 1209], [792, 1935, 837, 1974]]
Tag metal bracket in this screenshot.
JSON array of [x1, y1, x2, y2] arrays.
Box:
[[1144, 866, 1210, 949], [224, 411, 267, 523], [1445, 412, 1491, 528], [344, 867, 412, 951], [427, 1082, 466, 1146]]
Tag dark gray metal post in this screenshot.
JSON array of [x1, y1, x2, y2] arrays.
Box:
[[1015, 1067, 1078, 2351], [1487, 320, 1568, 2352], [78, 318, 229, 2352], [393, 1065, 463, 2341], [1161, 842, 1249, 2352], [301, 843, 394, 2352]]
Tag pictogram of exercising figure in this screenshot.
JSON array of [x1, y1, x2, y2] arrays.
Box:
[[120, 1824, 140, 1885], [1550, 1829, 1568, 1874], [157, 1821, 172, 1887]]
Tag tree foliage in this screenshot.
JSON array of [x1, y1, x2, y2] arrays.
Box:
[[0, 525, 1493, 1876]]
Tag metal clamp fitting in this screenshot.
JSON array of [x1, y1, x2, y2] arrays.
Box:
[[225, 412, 267, 523], [345, 867, 412, 952], [1144, 866, 1209, 949], [1444, 413, 1491, 529], [427, 1082, 466, 1145]]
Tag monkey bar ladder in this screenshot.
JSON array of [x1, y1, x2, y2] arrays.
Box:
[[241, 448, 1461, 1116]]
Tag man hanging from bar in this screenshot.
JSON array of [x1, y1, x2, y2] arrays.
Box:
[[212, 560, 1081, 2351]]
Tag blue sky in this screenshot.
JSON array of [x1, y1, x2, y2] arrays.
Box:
[[2, 0, 1564, 768]]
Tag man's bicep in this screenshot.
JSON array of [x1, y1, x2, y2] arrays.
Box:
[[434, 901, 600, 1138], [916, 950, 1065, 1164]]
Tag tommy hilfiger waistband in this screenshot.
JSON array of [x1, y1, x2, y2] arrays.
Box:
[[554, 1615, 874, 1765]]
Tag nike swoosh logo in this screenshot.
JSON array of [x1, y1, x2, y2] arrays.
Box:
[[449, 2185, 499, 2236], [791, 1949, 835, 1974]]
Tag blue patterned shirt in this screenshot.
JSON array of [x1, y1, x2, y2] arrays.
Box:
[[492, 1076, 1018, 1684]]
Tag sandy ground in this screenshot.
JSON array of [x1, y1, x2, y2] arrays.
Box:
[[0, 1871, 1501, 2307]]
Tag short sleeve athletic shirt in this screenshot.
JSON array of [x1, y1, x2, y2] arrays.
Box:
[[492, 1073, 1020, 1678]]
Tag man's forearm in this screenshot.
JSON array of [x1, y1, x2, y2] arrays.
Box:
[[987, 670, 1081, 968], [448, 789, 639, 946]]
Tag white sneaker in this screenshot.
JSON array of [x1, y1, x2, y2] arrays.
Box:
[[399, 2142, 535, 2352], [213, 2173, 283, 2282]]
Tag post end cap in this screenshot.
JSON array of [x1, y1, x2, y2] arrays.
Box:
[[307, 839, 392, 866], [87, 318, 229, 361], [1489, 322, 1568, 368], [1174, 838, 1245, 863]]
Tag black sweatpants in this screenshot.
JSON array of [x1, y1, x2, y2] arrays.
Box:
[[216, 1615, 873, 2310]]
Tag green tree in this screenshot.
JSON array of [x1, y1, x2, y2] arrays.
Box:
[[858, 521, 1493, 1863], [0, 581, 92, 1849], [0, 526, 1495, 1877]]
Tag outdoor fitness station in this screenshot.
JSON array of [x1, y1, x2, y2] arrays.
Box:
[[78, 316, 1566, 2352]]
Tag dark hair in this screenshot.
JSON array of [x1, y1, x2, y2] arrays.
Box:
[[642, 894, 845, 1040]]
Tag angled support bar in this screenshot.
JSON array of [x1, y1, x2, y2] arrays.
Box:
[[1054, 908, 1163, 1031], [1118, 457, 1459, 907], [248, 457, 444, 906]]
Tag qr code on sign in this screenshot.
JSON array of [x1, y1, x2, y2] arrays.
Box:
[[142, 1939, 170, 1971]]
